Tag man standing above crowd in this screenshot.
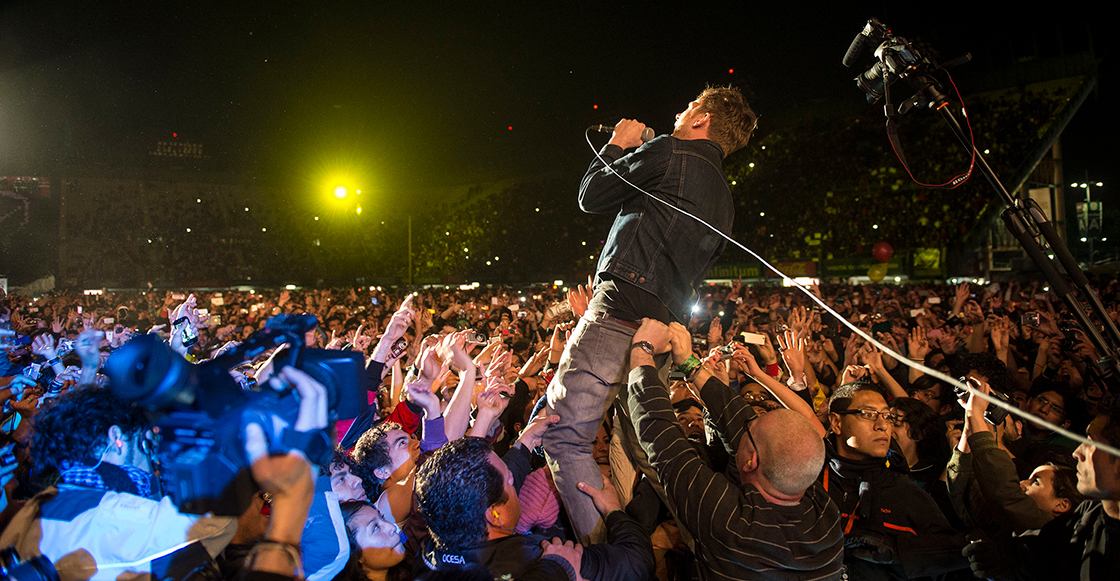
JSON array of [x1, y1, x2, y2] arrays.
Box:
[[544, 86, 757, 542]]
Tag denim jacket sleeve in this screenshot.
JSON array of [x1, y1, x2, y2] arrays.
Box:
[[579, 139, 671, 214]]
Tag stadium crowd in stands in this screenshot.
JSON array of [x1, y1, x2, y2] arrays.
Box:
[[1, 275, 1118, 580], [50, 85, 1079, 290]]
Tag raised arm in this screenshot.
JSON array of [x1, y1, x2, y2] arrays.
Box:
[[439, 331, 479, 441], [730, 345, 825, 438]]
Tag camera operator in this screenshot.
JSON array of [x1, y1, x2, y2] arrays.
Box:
[[0, 362, 338, 581], [0, 383, 236, 580]]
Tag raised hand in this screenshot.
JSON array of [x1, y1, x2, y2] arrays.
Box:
[[788, 306, 810, 337], [756, 333, 778, 365], [484, 347, 512, 384], [908, 326, 930, 360], [518, 345, 551, 379], [548, 321, 575, 363], [74, 329, 103, 369], [777, 329, 806, 382], [707, 317, 723, 347], [31, 334, 58, 360], [841, 364, 870, 385], [474, 386, 510, 419], [438, 330, 474, 372], [472, 339, 502, 368], [952, 282, 970, 315], [353, 330, 373, 353], [990, 318, 1010, 353], [403, 379, 442, 418], [567, 276, 593, 319]]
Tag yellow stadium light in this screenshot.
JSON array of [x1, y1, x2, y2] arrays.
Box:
[[334, 186, 349, 199]]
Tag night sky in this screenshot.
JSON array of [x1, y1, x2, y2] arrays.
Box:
[[0, 2, 1113, 201]]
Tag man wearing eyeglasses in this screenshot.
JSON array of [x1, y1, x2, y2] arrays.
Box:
[[1023, 386, 1079, 450], [823, 382, 969, 579]]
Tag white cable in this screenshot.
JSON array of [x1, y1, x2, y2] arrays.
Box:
[[94, 539, 198, 569], [584, 130, 1120, 459]]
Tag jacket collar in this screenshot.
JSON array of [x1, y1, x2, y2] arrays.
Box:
[[672, 136, 726, 165], [825, 435, 909, 482]]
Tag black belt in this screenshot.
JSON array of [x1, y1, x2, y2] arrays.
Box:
[[587, 310, 641, 330]]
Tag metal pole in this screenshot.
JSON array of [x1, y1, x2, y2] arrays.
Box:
[[1086, 182, 1094, 266]]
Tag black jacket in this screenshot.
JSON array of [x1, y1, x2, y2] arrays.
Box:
[[1005, 500, 1120, 580], [418, 510, 654, 581], [822, 439, 968, 580], [580, 136, 734, 323]]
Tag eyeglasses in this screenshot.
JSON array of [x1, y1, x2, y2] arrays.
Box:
[[744, 421, 760, 465], [913, 388, 940, 402], [1033, 394, 1065, 417], [836, 408, 902, 423], [741, 392, 777, 404]]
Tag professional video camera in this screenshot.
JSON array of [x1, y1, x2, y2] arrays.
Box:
[[104, 314, 366, 516], [842, 18, 961, 115]]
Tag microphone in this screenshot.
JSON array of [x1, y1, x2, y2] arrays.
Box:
[[842, 18, 883, 67], [589, 124, 656, 143]]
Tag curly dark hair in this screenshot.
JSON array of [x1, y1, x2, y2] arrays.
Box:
[[889, 397, 941, 443], [32, 385, 149, 473], [415, 437, 505, 551], [909, 374, 955, 410], [327, 446, 377, 500], [353, 421, 401, 494]]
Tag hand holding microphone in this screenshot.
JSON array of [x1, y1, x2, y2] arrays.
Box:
[[591, 119, 655, 149]]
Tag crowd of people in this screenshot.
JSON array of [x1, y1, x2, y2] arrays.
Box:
[[1, 276, 1118, 580]]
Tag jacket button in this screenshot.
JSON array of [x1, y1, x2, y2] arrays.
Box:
[[629, 272, 636, 279], [638, 277, 646, 283]]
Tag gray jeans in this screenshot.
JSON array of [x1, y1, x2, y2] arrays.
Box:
[[543, 313, 635, 542]]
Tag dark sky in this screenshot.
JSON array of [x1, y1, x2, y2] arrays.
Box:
[[0, 1, 1113, 198]]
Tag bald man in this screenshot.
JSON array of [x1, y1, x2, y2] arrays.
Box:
[[625, 319, 843, 580]]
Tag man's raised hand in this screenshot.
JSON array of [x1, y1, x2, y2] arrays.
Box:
[[608, 118, 649, 150]]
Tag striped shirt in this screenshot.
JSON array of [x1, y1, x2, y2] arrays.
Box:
[[626, 366, 844, 580]]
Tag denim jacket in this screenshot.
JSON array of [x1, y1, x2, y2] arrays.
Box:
[[579, 135, 733, 323]]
